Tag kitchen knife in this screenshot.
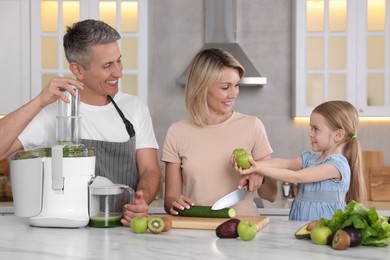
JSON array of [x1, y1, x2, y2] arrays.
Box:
[[211, 187, 246, 210]]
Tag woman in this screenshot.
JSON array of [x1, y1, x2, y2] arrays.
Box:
[[162, 48, 278, 216]]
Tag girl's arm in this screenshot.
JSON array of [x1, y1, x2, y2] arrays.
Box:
[[236, 157, 301, 198], [231, 154, 302, 171], [240, 160, 341, 184], [256, 157, 303, 171], [163, 162, 194, 215]]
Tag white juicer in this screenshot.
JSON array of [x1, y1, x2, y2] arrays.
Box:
[[10, 88, 96, 228], [11, 146, 95, 228]]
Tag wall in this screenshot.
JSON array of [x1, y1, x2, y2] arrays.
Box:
[[148, 0, 390, 172]]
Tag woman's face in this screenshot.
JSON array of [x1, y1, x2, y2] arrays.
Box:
[[206, 67, 240, 120]]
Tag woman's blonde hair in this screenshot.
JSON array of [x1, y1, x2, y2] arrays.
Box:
[[313, 100, 367, 203], [184, 48, 244, 126]]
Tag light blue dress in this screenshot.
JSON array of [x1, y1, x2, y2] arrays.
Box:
[[289, 151, 350, 221]]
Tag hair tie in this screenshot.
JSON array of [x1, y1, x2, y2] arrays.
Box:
[[352, 135, 357, 139]]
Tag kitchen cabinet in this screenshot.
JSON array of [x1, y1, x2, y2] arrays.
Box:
[[294, 0, 390, 117], [0, 0, 148, 116], [0, 0, 30, 115]]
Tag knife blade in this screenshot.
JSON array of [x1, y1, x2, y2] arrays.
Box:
[[211, 187, 246, 210]]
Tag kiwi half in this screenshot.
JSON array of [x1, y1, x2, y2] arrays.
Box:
[[148, 217, 165, 234]]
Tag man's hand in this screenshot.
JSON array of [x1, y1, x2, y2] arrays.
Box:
[[38, 77, 84, 107], [121, 190, 149, 227]]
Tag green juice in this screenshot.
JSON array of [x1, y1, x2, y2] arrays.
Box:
[[89, 213, 123, 228]]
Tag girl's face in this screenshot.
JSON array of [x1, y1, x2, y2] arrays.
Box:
[[206, 67, 240, 123], [309, 112, 339, 154]]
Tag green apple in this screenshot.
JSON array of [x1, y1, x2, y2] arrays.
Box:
[[237, 220, 257, 241], [131, 216, 149, 234], [232, 148, 247, 157], [310, 225, 332, 245], [236, 153, 253, 169]]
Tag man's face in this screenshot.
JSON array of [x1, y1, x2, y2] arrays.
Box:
[[79, 41, 123, 104]]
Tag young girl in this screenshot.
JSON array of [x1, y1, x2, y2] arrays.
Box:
[[235, 100, 366, 221]]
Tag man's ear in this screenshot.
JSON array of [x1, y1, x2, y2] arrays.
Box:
[[69, 62, 84, 81]]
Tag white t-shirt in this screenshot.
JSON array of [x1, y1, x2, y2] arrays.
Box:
[[19, 92, 159, 150]]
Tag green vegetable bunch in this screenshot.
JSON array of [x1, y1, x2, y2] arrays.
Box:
[[318, 200, 390, 247], [14, 145, 95, 160]]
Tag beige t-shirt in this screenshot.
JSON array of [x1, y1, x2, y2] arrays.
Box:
[[161, 112, 273, 216]]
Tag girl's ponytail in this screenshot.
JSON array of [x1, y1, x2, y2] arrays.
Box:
[[343, 137, 367, 203]]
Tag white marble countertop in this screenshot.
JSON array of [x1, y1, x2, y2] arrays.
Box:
[[1, 215, 389, 259]]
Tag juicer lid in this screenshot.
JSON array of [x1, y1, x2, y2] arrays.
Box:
[[90, 184, 127, 195], [89, 176, 129, 195]]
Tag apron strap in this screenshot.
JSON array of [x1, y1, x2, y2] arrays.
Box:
[[108, 95, 135, 138]]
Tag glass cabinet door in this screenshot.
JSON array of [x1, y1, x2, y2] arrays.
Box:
[[295, 0, 352, 116], [357, 0, 389, 115], [294, 0, 390, 117], [31, 0, 148, 103]]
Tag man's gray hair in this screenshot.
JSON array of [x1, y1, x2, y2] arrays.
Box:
[[63, 19, 121, 67]]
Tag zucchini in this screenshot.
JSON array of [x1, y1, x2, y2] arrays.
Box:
[[173, 206, 235, 218]]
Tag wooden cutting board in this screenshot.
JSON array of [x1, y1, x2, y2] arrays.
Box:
[[155, 215, 269, 231]]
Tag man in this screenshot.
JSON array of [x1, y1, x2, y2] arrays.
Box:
[[0, 19, 160, 226]]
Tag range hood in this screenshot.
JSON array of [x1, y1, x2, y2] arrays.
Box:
[[176, 0, 267, 87]]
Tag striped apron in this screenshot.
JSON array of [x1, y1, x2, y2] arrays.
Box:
[[81, 96, 138, 190]]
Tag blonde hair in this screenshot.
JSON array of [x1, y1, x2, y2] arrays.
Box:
[[313, 100, 367, 203], [184, 48, 244, 126]]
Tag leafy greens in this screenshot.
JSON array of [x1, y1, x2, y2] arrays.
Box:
[[318, 200, 390, 247]]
